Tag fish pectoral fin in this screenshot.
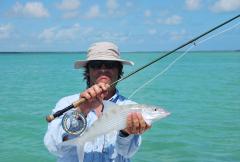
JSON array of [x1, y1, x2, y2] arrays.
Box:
[[142, 115, 152, 125], [77, 144, 85, 162]]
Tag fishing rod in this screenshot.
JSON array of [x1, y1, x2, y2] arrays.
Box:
[[46, 14, 240, 123]]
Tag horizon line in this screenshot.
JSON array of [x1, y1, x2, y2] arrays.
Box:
[[0, 49, 239, 53]]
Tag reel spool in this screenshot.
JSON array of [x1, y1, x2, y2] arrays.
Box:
[[61, 110, 87, 135]]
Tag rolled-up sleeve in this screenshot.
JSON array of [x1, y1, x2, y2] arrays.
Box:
[[116, 134, 141, 158]]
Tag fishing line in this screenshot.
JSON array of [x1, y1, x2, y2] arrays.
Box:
[[128, 45, 194, 99], [197, 21, 240, 45], [128, 21, 240, 99]]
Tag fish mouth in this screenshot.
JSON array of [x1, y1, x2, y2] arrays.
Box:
[[162, 109, 171, 116], [159, 108, 171, 117]]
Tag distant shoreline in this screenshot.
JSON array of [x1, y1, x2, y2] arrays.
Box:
[[0, 50, 239, 54]]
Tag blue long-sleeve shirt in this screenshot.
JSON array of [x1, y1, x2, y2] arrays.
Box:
[[44, 90, 141, 162]]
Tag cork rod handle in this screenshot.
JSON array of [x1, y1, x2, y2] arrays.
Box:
[[45, 98, 86, 122]]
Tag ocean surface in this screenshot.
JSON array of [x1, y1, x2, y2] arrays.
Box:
[[0, 51, 239, 162]]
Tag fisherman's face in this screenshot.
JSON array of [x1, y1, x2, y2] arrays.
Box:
[[88, 60, 121, 86]]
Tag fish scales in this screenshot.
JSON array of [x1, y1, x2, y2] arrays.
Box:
[[80, 104, 134, 142]]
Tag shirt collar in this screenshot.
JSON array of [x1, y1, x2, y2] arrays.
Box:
[[109, 89, 120, 103]]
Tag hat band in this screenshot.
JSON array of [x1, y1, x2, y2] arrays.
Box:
[[87, 51, 120, 60]]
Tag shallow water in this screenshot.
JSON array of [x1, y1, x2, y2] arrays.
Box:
[[0, 51, 239, 162]]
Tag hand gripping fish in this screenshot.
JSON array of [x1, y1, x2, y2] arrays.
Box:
[[60, 101, 170, 162]]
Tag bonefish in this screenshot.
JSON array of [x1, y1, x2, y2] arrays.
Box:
[[61, 101, 170, 162]]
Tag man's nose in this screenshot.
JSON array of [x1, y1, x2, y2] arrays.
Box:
[[99, 64, 107, 72], [100, 64, 107, 69]]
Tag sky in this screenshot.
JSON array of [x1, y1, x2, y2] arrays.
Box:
[[0, 0, 239, 52]]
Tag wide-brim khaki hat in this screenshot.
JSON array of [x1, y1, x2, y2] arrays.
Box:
[[74, 42, 134, 69]]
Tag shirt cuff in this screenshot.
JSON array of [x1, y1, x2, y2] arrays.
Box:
[[116, 133, 141, 158], [119, 130, 130, 137], [117, 132, 137, 143]]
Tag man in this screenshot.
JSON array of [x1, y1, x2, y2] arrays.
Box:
[[44, 42, 150, 162]]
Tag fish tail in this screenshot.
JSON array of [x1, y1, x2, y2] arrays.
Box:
[[60, 137, 85, 162], [77, 144, 84, 162]]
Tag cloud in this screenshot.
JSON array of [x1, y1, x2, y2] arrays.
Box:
[[0, 24, 13, 39], [157, 15, 182, 25], [126, 2, 133, 7], [38, 24, 93, 43], [93, 31, 130, 42], [19, 42, 35, 50], [165, 15, 182, 25], [55, 24, 81, 40], [9, 2, 49, 18], [62, 11, 79, 19], [107, 0, 118, 14], [106, 0, 127, 17], [144, 10, 152, 17], [148, 29, 157, 35], [210, 0, 240, 12], [185, 0, 201, 10], [85, 5, 100, 19], [170, 29, 187, 41], [57, 0, 80, 11], [38, 27, 57, 42]]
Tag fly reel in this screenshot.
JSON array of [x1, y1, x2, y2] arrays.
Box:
[[61, 110, 87, 135]]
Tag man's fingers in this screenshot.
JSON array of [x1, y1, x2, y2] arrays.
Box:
[[125, 112, 151, 135], [99, 83, 110, 90], [93, 83, 110, 98], [92, 84, 102, 94], [80, 91, 91, 100], [126, 114, 132, 133], [137, 113, 147, 134], [80, 83, 109, 101], [132, 113, 140, 133], [89, 87, 98, 98], [95, 84, 109, 100]]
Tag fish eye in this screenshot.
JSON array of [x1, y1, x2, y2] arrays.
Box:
[[154, 108, 157, 111]]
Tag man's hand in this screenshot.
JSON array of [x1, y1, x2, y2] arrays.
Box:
[[78, 83, 109, 115], [122, 112, 151, 135]]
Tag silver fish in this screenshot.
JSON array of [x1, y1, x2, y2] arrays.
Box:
[[61, 101, 170, 162]]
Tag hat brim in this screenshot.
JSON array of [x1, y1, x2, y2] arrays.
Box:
[[74, 58, 134, 69]]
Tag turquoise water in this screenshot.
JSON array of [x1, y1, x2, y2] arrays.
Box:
[[0, 51, 239, 162]]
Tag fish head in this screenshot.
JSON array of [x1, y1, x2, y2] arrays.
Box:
[[141, 105, 170, 125]]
